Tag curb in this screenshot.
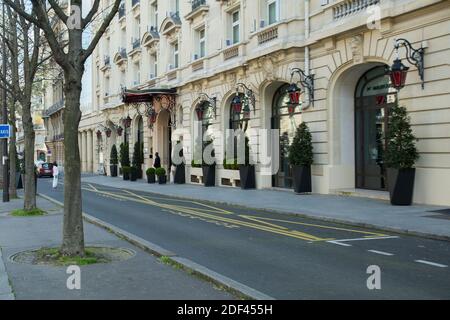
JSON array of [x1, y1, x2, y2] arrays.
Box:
[[37, 193, 275, 300], [78, 183, 450, 243], [0, 248, 15, 300]]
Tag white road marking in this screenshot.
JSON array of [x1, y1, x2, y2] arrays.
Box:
[[329, 236, 399, 243], [327, 240, 352, 247], [415, 260, 448, 268], [368, 250, 394, 256]]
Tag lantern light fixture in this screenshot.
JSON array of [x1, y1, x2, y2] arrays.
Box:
[[389, 38, 425, 90], [232, 83, 256, 119], [117, 126, 123, 136], [123, 115, 132, 128], [105, 128, 112, 138], [196, 93, 217, 121], [289, 68, 314, 109], [96, 130, 102, 138]]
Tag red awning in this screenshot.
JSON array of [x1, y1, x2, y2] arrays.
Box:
[[122, 88, 177, 104]]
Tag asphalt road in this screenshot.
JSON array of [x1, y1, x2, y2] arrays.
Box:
[[37, 178, 450, 299]]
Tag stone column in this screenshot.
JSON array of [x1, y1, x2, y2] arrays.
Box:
[[82, 131, 88, 172], [87, 130, 93, 172]]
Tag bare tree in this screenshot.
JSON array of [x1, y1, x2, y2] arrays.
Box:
[[5, 0, 121, 256], [0, 2, 44, 209]]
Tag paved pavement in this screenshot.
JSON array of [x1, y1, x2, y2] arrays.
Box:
[[80, 175, 450, 240], [38, 178, 450, 299], [0, 194, 234, 300]]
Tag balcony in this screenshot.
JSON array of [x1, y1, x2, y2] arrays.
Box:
[[332, 0, 380, 20], [132, 0, 140, 8], [100, 55, 111, 71], [185, 0, 209, 22], [113, 48, 128, 70], [129, 38, 142, 61], [257, 25, 278, 45], [43, 99, 65, 118], [142, 26, 160, 51]]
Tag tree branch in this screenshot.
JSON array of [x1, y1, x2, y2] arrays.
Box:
[[81, 0, 120, 63]]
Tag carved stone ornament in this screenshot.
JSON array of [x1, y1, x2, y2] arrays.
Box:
[[350, 35, 364, 64]]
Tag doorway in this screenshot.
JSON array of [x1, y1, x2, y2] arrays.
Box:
[[355, 66, 396, 191]]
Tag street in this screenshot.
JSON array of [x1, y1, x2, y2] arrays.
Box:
[[38, 178, 450, 299]]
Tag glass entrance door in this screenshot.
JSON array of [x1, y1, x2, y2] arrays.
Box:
[[355, 66, 396, 191], [272, 84, 303, 189]]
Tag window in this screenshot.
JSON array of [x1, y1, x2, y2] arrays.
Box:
[[151, 1, 158, 30], [199, 28, 206, 58], [173, 43, 179, 68], [232, 10, 240, 44], [268, 0, 278, 25]]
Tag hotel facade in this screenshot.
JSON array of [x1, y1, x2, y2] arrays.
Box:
[[77, 0, 450, 206]]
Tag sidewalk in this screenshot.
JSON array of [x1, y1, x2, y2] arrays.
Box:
[[0, 196, 234, 300], [82, 175, 450, 241]]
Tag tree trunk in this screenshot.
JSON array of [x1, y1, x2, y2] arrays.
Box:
[[60, 74, 85, 257], [9, 100, 17, 198], [22, 101, 36, 211]]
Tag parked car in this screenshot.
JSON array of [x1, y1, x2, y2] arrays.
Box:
[[37, 162, 54, 178]]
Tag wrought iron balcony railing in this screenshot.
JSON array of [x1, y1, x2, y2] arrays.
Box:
[[192, 0, 206, 11]]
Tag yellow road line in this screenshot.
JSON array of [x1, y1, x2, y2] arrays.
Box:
[[88, 188, 328, 242], [247, 216, 387, 237]]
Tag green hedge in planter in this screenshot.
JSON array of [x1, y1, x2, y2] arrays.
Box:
[[288, 122, 313, 193], [385, 104, 419, 206], [155, 167, 166, 177], [146, 168, 156, 176]]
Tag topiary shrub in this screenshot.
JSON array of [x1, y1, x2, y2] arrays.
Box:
[[119, 143, 130, 167], [146, 167, 156, 176], [110, 145, 118, 165], [288, 122, 314, 167], [155, 167, 166, 177], [385, 104, 419, 169]]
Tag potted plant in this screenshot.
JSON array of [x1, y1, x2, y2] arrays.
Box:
[[130, 166, 138, 181], [119, 142, 130, 179], [146, 167, 156, 184], [122, 166, 131, 181], [110, 144, 118, 177], [385, 104, 419, 206], [156, 167, 167, 184], [173, 141, 185, 184], [288, 122, 314, 194], [132, 142, 143, 179], [202, 139, 216, 187], [239, 136, 256, 189]]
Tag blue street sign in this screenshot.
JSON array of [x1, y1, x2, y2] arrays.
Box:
[[0, 124, 11, 139]]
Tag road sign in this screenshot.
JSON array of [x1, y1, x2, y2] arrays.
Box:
[[0, 124, 10, 139]]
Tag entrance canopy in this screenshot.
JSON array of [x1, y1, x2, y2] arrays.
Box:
[[121, 88, 177, 104]]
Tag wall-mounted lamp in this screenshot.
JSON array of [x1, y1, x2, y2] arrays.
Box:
[[289, 68, 314, 111], [231, 83, 256, 121], [389, 38, 425, 90]]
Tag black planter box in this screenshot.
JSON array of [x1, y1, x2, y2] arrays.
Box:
[[202, 165, 216, 187], [387, 168, 416, 206], [174, 165, 185, 184], [16, 172, 23, 189], [239, 165, 256, 190], [147, 174, 156, 184], [123, 172, 130, 181], [130, 169, 138, 181], [158, 175, 167, 184], [292, 165, 312, 194], [110, 165, 118, 177]]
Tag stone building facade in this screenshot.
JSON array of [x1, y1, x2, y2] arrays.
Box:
[[78, 0, 450, 206]]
